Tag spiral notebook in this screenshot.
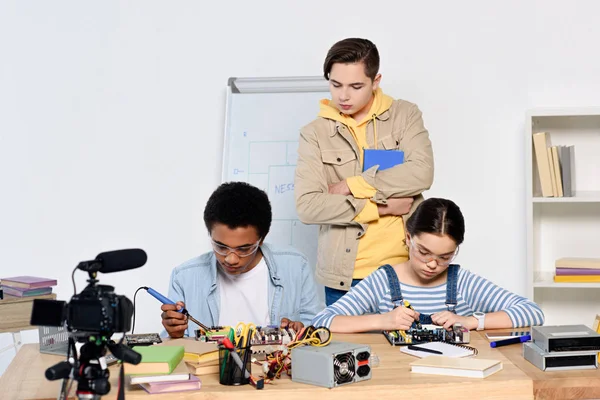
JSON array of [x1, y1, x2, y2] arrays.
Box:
[[400, 342, 477, 358]]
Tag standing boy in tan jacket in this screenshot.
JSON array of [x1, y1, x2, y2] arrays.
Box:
[[294, 38, 434, 305]]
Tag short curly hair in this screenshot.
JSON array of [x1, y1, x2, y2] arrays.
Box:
[[203, 182, 272, 239]]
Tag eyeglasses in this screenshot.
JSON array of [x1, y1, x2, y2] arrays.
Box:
[[409, 239, 458, 266], [210, 239, 261, 258]]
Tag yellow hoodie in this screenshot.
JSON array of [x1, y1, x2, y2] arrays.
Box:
[[317, 89, 409, 279]]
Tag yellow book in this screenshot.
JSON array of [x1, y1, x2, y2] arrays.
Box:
[[183, 350, 219, 364], [532, 132, 554, 197], [186, 361, 220, 376], [554, 275, 600, 283]]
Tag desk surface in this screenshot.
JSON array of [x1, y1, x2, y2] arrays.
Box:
[[0, 332, 534, 400], [498, 342, 600, 400]]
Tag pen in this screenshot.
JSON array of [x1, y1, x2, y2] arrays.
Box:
[[407, 345, 443, 355], [490, 335, 531, 348], [145, 287, 211, 332]]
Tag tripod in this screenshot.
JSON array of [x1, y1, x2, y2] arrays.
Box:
[[46, 336, 141, 399]]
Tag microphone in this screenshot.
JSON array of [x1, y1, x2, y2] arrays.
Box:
[[77, 249, 147, 274]]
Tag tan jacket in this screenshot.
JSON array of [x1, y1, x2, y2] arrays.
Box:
[[294, 99, 434, 289]]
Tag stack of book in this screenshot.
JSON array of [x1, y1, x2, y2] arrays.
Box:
[[0, 276, 57, 297], [554, 258, 600, 283], [125, 339, 218, 394], [532, 132, 574, 198]]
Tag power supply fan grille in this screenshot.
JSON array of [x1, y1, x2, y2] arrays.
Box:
[[333, 352, 355, 385]]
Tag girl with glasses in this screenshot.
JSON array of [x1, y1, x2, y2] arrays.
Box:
[[312, 198, 544, 332]]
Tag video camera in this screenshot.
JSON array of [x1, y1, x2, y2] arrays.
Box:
[[30, 249, 147, 399]]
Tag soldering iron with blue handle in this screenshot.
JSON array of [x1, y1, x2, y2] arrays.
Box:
[[144, 287, 211, 331]]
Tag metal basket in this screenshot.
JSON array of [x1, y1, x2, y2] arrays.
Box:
[[38, 325, 69, 356]]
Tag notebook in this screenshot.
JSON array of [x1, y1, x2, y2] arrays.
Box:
[[400, 342, 476, 358], [410, 356, 503, 378], [363, 149, 404, 171]]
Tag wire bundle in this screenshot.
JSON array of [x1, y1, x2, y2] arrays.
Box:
[[254, 326, 332, 382]]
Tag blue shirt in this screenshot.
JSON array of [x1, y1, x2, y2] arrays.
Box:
[[312, 266, 545, 329], [166, 243, 323, 337]]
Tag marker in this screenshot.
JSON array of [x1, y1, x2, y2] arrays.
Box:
[[490, 335, 531, 348], [145, 287, 211, 331], [407, 345, 443, 355]]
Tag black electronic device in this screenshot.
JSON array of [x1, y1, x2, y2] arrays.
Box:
[[29, 249, 145, 400]]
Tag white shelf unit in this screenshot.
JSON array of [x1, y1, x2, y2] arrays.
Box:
[[526, 108, 600, 326]]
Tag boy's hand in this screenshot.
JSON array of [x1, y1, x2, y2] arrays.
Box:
[[161, 301, 188, 338], [280, 317, 304, 332]]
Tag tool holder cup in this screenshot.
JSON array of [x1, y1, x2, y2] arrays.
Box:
[[218, 345, 252, 385]]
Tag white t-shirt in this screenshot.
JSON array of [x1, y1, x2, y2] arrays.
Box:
[[217, 257, 270, 327]]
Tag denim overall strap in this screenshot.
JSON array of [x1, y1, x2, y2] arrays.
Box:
[[445, 264, 460, 313], [378, 264, 404, 307], [414, 264, 461, 326]]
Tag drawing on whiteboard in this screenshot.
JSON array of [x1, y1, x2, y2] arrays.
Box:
[[226, 134, 318, 269]]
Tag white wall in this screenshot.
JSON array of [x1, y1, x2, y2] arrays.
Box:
[[1, 0, 600, 340]]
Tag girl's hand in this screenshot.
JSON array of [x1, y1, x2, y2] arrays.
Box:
[[383, 306, 420, 331], [431, 311, 477, 330]]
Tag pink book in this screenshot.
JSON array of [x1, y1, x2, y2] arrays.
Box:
[[0, 276, 57, 289], [139, 375, 201, 394], [555, 268, 600, 276]]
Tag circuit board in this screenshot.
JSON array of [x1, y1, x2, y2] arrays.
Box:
[[383, 324, 470, 346], [195, 326, 231, 342], [250, 326, 297, 357], [125, 333, 162, 346]]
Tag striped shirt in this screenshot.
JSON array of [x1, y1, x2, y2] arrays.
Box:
[[312, 266, 544, 329]]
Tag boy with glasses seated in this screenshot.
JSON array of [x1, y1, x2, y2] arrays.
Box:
[[161, 182, 322, 338], [312, 198, 544, 333]]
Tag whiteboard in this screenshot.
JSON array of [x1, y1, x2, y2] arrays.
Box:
[[222, 77, 330, 274]]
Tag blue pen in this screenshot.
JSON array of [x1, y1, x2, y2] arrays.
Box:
[[490, 335, 531, 348], [145, 287, 211, 331]]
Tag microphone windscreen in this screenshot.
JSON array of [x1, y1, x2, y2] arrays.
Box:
[[96, 249, 147, 273]]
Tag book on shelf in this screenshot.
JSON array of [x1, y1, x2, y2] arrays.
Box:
[[555, 268, 600, 276], [554, 275, 600, 283], [547, 147, 558, 197], [532, 132, 554, 197], [410, 356, 503, 378], [551, 146, 563, 197], [557, 145, 574, 197], [532, 132, 575, 198], [555, 257, 600, 270]]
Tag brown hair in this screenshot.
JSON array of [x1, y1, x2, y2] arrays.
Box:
[[323, 38, 380, 81]]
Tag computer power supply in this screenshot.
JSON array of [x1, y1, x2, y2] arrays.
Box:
[[291, 341, 372, 388]]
